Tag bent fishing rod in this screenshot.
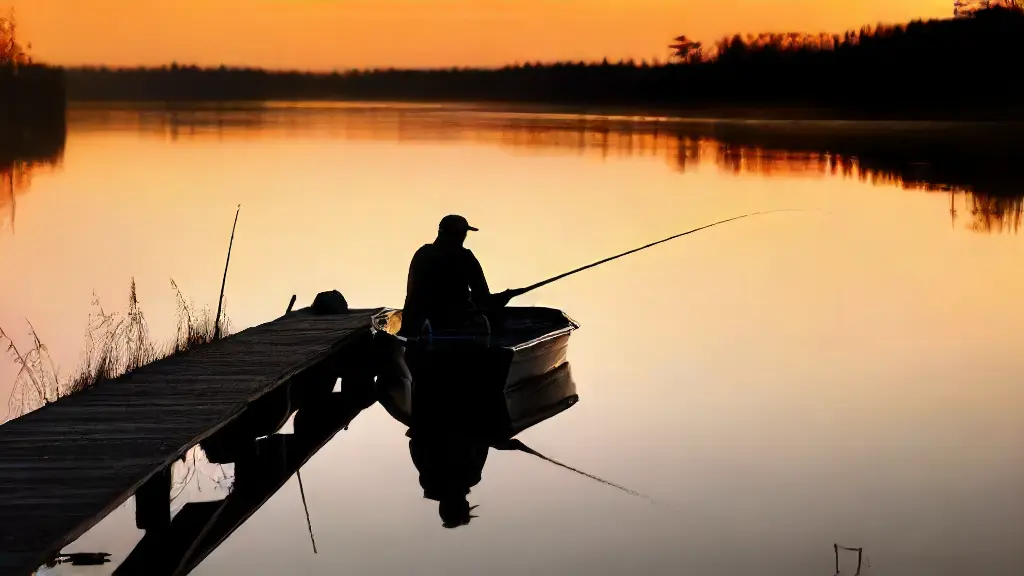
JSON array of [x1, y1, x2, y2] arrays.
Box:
[[507, 208, 823, 298]]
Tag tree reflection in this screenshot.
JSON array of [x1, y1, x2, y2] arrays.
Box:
[[66, 105, 1024, 235], [0, 121, 66, 234], [0, 160, 48, 233], [963, 194, 1022, 233]]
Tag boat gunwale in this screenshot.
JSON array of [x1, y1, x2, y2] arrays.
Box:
[[369, 307, 580, 352]]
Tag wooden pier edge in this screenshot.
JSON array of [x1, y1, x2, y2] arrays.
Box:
[[0, 305, 382, 576]]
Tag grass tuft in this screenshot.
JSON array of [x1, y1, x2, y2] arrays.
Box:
[[2, 277, 230, 421]]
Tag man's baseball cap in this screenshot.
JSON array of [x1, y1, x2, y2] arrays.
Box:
[[439, 214, 479, 232]]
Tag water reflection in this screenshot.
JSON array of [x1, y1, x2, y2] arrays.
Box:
[[40, 371, 375, 575], [68, 104, 1024, 234], [45, 352, 582, 572], [372, 305, 580, 529], [0, 116, 66, 233], [15, 104, 1024, 575]]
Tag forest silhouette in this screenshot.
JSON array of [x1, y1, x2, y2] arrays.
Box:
[[60, 5, 1024, 120], [1, 7, 67, 227]]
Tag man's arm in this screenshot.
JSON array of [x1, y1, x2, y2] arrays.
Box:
[[404, 247, 424, 307], [467, 250, 515, 309], [466, 250, 492, 306], [402, 246, 431, 329]]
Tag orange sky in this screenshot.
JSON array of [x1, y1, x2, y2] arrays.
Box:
[[11, 0, 950, 69]]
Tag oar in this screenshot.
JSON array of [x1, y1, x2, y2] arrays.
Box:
[[505, 208, 823, 299]]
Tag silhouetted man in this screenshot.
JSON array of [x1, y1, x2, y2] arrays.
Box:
[[400, 214, 514, 335]]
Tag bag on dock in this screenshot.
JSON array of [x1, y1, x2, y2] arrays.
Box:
[[311, 290, 349, 314]]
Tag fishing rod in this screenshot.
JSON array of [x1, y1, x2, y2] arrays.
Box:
[[507, 208, 823, 299]]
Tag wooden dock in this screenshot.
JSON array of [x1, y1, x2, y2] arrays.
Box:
[[0, 305, 381, 576]]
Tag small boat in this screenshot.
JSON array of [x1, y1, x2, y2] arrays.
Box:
[[371, 306, 580, 439]]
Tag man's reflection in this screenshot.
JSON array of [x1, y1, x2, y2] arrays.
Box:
[[409, 431, 487, 528], [405, 353, 496, 529]]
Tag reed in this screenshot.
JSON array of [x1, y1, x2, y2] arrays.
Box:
[[2, 278, 231, 421]]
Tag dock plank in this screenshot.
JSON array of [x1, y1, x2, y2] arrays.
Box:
[[0, 307, 381, 576]]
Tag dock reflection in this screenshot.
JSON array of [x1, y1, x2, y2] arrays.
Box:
[[107, 378, 376, 576]]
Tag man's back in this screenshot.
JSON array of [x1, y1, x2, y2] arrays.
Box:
[[401, 241, 489, 334]]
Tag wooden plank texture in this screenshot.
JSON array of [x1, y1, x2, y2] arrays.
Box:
[[0, 307, 380, 576]]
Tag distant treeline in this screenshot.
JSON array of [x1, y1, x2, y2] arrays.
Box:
[[1, 65, 66, 166], [1, 10, 67, 165], [64, 6, 1024, 120]]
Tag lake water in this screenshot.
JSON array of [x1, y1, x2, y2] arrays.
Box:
[[2, 104, 1024, 576]]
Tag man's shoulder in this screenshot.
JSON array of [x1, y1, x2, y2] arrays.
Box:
[[412, 243, 435, 258], [417, 243, 473, 257], [412, 243, 476, 267], [462, 247, 481, 265]]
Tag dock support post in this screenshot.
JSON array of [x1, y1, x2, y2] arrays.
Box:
[[834, 543, 839, 574], [134, 466, 171, 532]]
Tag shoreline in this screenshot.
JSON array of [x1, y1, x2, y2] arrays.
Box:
[[65, 98, 1024, 129]]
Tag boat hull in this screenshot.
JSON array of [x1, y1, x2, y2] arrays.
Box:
[[370, 307, 579, 439]]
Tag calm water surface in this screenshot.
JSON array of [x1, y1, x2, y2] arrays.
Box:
[[3, 104, 1024, 576]]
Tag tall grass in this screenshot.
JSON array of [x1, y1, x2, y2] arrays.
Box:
[[1, 278, 230, 421]]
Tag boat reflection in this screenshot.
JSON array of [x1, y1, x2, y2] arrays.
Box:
[[389, 363, 578, 529], [108, 378, 377, 576], [373, 306, 580, 528]]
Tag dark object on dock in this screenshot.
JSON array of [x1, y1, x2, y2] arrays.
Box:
[[113, 381, 376, 576], [0, 306, 380, 576], [312, 290, 349, 315], [372, 306, 580, 441]]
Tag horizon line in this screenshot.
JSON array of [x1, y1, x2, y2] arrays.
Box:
[[47, 59, 680, 74]]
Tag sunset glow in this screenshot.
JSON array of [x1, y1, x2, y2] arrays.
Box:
[[12, 0, 951, 69]]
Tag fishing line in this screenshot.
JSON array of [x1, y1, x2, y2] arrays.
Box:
[[495, 439, 680, 511], [511, 208, 830, 297]]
